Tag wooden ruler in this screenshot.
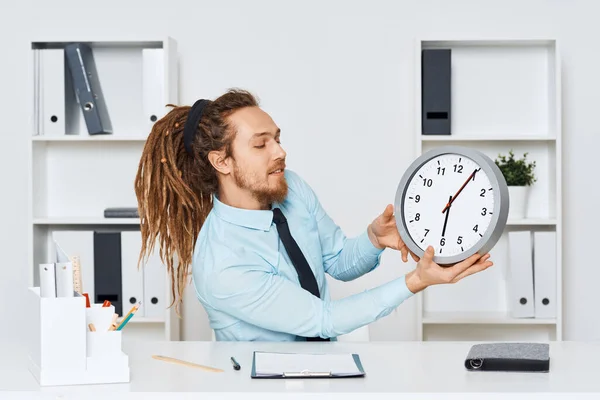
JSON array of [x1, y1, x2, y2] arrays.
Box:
[[70, 255, 83, 294], [151, 355, 224, 373]]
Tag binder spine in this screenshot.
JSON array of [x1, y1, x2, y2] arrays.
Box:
[[64, 43, 112, 135], [422, 49, 451, 135], [93, 232, 123, 315]]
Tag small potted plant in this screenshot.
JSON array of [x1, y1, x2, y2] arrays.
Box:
[[495, 150, 536, 219]]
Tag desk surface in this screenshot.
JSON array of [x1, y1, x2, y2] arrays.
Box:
[[4, 341, 600, 398]]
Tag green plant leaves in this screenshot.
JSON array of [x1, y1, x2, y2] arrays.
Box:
[[494, 150, 536, 186]]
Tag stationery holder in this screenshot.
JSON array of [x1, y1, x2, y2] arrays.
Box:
[[26, 287, 130, 386]]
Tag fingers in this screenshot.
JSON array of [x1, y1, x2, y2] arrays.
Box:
[[401, 246, 408, 262], [451, 256, 494, 283], [422, 246, 434, 263], [448, 252, 487, 277], [382, 204, 394, 221], [410, 251, 420, 262]]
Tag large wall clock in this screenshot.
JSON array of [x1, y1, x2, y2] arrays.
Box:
[[394, 146, 509, 265]]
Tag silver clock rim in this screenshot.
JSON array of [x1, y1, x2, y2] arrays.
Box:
[[394, 145, 509, 265]]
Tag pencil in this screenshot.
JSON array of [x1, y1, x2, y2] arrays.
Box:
[[116, 303, 140, 331], [151, 355, 224, 373], [120, 302, 140, 323]]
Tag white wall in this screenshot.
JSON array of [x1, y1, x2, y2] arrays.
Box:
[[1, 0, 599, 344]]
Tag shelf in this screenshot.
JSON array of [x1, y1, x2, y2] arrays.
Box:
[[126, 317, 165, 324], [33, 217, 140, 225], [32, 135, 148, 142], [422, 312, 557, 325], [506, 218, 557, 226], [421, 135, 556, 142]]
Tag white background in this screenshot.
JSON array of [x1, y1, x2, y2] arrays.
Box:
[[0, 0, 597, 345]]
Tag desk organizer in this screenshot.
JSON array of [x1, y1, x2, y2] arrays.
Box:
[[26, 287, 130, 386]]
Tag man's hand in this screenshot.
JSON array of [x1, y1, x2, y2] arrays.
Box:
[[404, 246, 493, 293], [367, 204, 418, 262]]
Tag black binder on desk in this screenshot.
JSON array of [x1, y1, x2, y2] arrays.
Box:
[[250, 351, 365, 379], [464, 343, 550, 372], [65, 42, 113, 135]]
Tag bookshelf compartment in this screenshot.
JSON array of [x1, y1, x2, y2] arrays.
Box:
[[421, 140, 557, 220], [422, 225, 556, 317], [32, 141, 143, 219], [31, 39, 176, 139], [421, 40, 558, 139]]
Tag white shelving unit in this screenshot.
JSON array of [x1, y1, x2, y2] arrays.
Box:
[[27, 37, 181, 342], [414, 38, 562, 342]]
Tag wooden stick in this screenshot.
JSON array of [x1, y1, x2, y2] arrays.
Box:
[[108, 313, 119, 331], [151, 355, 224, 373], [88, 323, 96, 332]]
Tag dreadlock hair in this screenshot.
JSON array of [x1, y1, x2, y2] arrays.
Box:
[[134, 88, 260, 316]]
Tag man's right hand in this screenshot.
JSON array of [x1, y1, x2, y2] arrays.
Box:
[[404, 246, 493, 294]]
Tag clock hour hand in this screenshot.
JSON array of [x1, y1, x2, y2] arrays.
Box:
[[442, 168, 479, 213], [442, 195, 452, 237]]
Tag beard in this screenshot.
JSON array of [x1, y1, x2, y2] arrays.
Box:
[[232, 161, 288, 206]]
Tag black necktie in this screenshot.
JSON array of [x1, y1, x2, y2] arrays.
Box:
[[272, 207, 330, 342]]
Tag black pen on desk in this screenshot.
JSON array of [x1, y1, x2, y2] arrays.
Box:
[[230, 356, 241, 370]]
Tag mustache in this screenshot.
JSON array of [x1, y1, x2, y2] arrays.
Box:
[[269, 161, 286, 172]]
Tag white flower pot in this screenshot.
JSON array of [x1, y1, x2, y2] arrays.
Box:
[[508, 186, 529, 220]]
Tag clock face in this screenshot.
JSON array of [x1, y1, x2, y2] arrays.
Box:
[[402, 153, 496, 258]]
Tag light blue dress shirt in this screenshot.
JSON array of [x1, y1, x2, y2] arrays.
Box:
[[192, 169, 415, 341]]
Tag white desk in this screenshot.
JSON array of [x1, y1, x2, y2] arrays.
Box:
[[3, 341, 600, 399]]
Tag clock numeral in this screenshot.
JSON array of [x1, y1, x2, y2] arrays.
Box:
[[424, 228, 430, 237], [453, 164, 463, 173], [415, 194, 420, 203], [437, 167, 445, 175], [415, 213, 420, 221], [480, 188, 486, 197], [422, 178, 433, 187], [473, 224, 479, 233], [457, 236, 463, 245], [481, 207, 487, 216], [440, 238, 446, 246]]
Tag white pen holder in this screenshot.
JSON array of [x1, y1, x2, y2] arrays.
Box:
[[27, 287, 130, 386]]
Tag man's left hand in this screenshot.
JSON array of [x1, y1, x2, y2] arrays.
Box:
[[367, 204, 418, 263]]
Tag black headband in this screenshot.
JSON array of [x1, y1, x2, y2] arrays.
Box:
[[183, 99, 210, 156]]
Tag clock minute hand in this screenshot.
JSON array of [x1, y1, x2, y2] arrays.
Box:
[[442, 168, 478, 213]]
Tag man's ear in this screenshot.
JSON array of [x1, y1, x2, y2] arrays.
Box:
[[208, 149, 232, 175]]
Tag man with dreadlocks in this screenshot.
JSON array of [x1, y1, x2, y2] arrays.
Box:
[[134, 89, 493, 341]]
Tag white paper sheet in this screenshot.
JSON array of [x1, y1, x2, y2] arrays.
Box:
[[253, 352, 361, 376]]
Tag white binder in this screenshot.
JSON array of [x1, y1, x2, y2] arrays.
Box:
[[33, 49, 40, 136], [55, 261, 74, 298], [533, 231, 557, 318], [507, 231, 535, 318], [142, 49, 165, 131], [120, 231, 146, 317], [40, 49, 66, 136], [39, 263, 56, 298], [142, 241, 166, 319], [52, 231, 95, 301]]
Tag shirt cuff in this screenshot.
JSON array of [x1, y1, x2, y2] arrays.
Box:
[[357, 229, 385, 258], [377, 275, 415, 309]]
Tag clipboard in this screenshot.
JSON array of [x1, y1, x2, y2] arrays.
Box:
[[250, 351, 366, 379]]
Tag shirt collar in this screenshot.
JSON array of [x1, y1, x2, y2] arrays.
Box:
[[212, 195, 277, 231]]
